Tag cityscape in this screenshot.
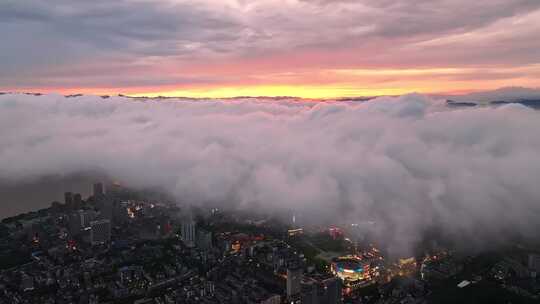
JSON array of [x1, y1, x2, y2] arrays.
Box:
[[2, 0, 540, 303], [1, 182, 539, 304]]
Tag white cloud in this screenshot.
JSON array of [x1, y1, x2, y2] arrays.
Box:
[[1, 93, 540, 255]]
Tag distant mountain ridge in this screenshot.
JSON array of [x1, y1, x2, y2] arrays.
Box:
[[2, 87, 540, 108], [438, 87, 540, 103]]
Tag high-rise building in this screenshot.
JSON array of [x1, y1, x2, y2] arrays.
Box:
[[95, 196, 114, 222], [93, 182, 105, 197], [64, 192, 73, 210], [528, 253, 540, 277], [90, 219, 111, 245], [300, 277, 342, 304], [102, 199, 114, 221], [73, 193, 83, 210], [113, 200, 129, 224], [197, 229, 213, 250], [289, 210, 301, 228], [50, 201, 62, 214], [69, 210, 97, 236], [79, 210, 96, 228], [322, 277, 342, 304], [287, 266, 302, 299], [181, 220, 196, 246], [69, 213, 82, 235], [301, 281, 319, 304]]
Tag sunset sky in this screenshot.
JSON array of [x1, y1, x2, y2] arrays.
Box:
[[1, 0, 540, 98]]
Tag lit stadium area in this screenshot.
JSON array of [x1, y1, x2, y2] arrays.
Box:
[[331, 256, 376, 288]]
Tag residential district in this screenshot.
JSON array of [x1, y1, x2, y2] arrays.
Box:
[[1, 183, 540, 304]]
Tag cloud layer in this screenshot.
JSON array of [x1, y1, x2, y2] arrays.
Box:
[[1, 93, 540, 255]]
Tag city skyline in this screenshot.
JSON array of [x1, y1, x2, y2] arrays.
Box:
[[2, 2, 540, 302]]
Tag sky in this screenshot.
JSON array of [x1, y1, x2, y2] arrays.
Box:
[[1, 0, 539, 98], [2, 92, 540, 255]]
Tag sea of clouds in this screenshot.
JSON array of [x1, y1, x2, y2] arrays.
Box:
[[1, 93, 540, 256]]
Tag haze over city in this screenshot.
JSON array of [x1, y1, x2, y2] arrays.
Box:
[[1, 1, 540, 304]]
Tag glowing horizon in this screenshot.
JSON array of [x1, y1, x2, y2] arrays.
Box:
[[5, 84, 538, 100], [1, 1, 539, 98], [7, 65, 540, 99]]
